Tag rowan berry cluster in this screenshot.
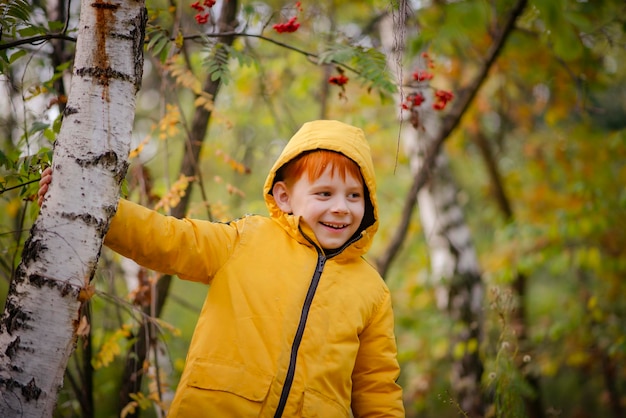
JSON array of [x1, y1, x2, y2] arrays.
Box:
[[273, 2, 302, 33], [328, 74, 349, 86], [401, 92, 425, 110], [402, 51, 454, 112], [191, 0, 216, 24], [412, 70, 433, 82], [433, 90, 454, 110], [273, 16, 300, 33]]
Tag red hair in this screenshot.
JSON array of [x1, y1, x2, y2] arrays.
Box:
[[278, 150, 363, 186]]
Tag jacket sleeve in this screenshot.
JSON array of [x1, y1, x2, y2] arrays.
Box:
[[104, 199, 238, 283], [351, 290, 405, 417]]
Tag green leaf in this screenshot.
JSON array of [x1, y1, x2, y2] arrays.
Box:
[[204, 42, 231, 85], [56, 61, 72, 72], [17, 25, 46, 37], [552, 23, 583, 61], [48, 21, 65, 31], [43, 128, 56, 141], [318, 44, 355, 65], [146, 25, 174, 63], [29, 121, 49, 134], [1, 0, 32, 22], [9, 49, 27, 64], [351, 47, 397, 94], [0, 150, 9, 168]]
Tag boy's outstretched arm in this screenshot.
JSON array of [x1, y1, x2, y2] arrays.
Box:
[[36, 166, 237, 283]]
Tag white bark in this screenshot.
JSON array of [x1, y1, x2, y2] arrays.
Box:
[[380, 10, 485, 416], [0, 0, 145, 416]]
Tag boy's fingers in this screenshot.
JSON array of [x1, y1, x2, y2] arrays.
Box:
[[37, 184, 48, 198], [37, 167, 52, 207], [37, 184, 48, 207], [39, 169, 52, 187]]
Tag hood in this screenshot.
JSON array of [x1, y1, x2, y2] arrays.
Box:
[[263, 120, 379, 255]]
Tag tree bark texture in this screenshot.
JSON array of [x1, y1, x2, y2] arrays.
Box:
[[0, 1, 145, 416], [407, 126, 485, 417]]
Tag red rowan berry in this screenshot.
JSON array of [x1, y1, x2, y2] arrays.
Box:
[[329, 74, 349, 86], [273, 16, 300, 33], [412, 70, 433, 82], [195, 12, 209, 24]]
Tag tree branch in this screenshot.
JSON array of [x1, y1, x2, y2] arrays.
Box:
[[375, 0, 529, 277], [0, 34, 76, 51], [1, 30, 360, 77]]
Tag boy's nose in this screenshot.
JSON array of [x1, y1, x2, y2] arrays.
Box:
[[331, 197, 349, 213]]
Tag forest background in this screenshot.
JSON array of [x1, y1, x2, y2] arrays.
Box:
[[0, 0, 624, 417]]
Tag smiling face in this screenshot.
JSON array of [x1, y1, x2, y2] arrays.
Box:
[[272, 154, 366, 250]]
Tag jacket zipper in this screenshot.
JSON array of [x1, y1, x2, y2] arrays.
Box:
[[274, 252, 326, 418], [273, 231, 363, 417]]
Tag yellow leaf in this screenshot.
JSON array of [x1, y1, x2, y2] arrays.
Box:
[[92, 324, 133, 369], [432, 339, 449, 360], [129, 134, 151, 160], [567, 351, 590, 367], [154, 175, 195, 212], [120, 401, 137, 418], [452, 341, 466, 360], [175, 30, 184, 49], [467, 338, 478, 354], [587, 296, 597, 310]]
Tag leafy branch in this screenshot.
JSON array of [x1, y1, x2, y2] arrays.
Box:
[[2, 23, 394, 95]]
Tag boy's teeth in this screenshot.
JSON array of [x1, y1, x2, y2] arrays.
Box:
[[323, 222, 347, 229]]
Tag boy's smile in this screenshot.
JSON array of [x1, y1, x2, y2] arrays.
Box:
[[273, 165, 366, 250]]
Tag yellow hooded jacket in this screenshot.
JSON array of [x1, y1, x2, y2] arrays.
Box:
[[105, 120, 405, 417]]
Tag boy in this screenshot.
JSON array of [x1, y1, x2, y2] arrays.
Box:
[[39, 120, 405, 417]]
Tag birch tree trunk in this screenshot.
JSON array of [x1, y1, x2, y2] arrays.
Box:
[[379, 8, 485, 416], [0, 1, 146, 416], [407, 126, 485, 417]]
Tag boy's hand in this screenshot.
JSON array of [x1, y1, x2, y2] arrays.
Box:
[[37, 167, 53, 207]]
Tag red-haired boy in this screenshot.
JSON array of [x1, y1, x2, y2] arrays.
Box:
[[39, 120, 405, 417]]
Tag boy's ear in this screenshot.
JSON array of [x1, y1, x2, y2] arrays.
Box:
[[272, 181, 292, 214]]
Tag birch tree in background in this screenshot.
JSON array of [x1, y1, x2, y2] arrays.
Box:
[[379, 7, 485, 416], [0, 0, 146, 416], [377, 1, 528, 415], [404, 116, 485, 416]]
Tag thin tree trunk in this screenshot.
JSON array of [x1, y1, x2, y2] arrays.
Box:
[[117, 1, 239, 415], [0, 1, 146, 416]]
